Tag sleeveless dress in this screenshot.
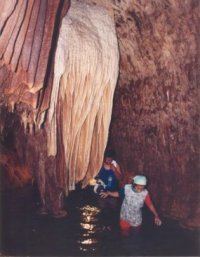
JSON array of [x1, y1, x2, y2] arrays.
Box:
[[120, 184, 148, 227]]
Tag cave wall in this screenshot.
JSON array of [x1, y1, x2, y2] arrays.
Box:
[[108, 0, 200, 229], [0, 0, 199, 228]]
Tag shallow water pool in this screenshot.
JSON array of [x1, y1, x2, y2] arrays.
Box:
[[0, 185, 199, 256]]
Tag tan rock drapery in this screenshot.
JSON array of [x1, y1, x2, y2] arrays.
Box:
[[46, 0, 119, 192], [0, 0, 119, 215]]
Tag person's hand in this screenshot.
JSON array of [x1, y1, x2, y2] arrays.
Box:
[[155, 216, 162, 226], [100, 191, 109, 198]]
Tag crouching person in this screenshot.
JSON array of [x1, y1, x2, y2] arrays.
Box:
[[93, 151, 121, 209], [100, 175, 162, 235]]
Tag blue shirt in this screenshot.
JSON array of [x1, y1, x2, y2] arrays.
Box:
[[97, 167, 119, 191]]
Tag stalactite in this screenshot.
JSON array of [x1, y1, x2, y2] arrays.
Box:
[[46, 0, 119, 193], [0, 0, 69, 123]]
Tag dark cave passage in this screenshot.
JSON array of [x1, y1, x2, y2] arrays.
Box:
[[0, 184, 199, 256]]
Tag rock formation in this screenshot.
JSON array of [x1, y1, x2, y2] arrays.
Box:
[[0, 0, 71, 217], [0, 0, 199, 228], [109, 0, 200, 229], [0, 0, 119, 217]]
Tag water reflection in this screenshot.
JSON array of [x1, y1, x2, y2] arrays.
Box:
[[79, 205, 101, 252], [1, 186, 199, 256]]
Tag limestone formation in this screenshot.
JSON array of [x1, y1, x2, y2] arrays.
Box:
[[109, 0, 200, 229], [0, 0, 119, 217], [0, 0, 199, 228]]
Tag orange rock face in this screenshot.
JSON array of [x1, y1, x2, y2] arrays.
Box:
[[0, 0, 69, 120]]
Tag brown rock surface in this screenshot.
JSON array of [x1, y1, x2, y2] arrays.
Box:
[[108, 0, 199, 229], [0, 0, 70, 216], [0, 0, 199, 228]]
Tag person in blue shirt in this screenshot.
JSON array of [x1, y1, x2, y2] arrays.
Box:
[[94, 150, 121, 208]]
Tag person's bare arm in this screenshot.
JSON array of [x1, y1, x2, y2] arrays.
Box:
[[111, 163, 122, 180], [145, 194, 162, 225], [100, 191, 120, 198], [148, 204, 162, 225]]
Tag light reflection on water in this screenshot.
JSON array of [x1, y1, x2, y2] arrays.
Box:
[[79, 205, 101, 252], [1, 186, 199, 256]]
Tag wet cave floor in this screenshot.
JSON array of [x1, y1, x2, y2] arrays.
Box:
[[0, 184, 199, 256]]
